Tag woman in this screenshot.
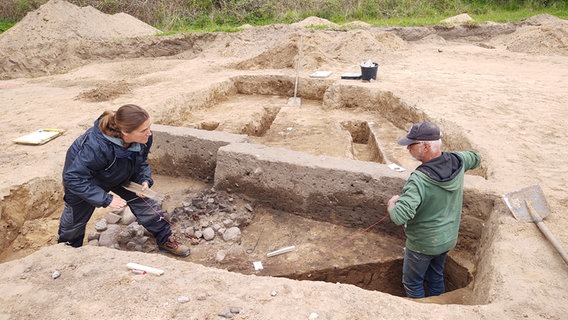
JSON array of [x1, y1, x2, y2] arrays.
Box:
[[57, 104, 190, 257]]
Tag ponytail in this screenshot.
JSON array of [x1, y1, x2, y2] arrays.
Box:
[[98, 111, 121, 137], [98, 104, 149, 138]]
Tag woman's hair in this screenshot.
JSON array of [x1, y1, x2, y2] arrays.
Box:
[[98, 104, 149, 138]]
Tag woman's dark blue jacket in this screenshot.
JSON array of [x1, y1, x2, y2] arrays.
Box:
[[62, 118, 153, 208]]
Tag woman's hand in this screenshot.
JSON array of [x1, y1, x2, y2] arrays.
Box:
[[136, 181, 149, 198], [109, 194, 127, 208]]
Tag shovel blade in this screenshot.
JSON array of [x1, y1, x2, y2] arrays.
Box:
[[503, 184, 551, 222], [287, 97, 301, 107]]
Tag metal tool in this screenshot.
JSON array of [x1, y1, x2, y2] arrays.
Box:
[[287, 34, 302, 107], [503, 184, 551, 222], [503, 184, 568, 265]]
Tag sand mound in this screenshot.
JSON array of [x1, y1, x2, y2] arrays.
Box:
[[325, 29, 408, 63], [507, 25, 568, 55], [292, 16, 340, 29], [342, 21, 372, 29], [521, 13, 568, 26], [234, 29, 408, 71], [0, 0, 160, 79], [0, 0, 159, 45], [491, 18, 568, 55], [233, 31, 336, 70], [440, 13, 474, 25]]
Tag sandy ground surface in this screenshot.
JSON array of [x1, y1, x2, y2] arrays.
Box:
[[1, 0, 568, 319]]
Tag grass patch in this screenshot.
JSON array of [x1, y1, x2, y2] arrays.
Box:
[[0, 21, 15, 33], [0, 1, 566, 34]]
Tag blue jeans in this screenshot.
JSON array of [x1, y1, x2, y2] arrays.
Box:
[[402, 248, 448, 298]]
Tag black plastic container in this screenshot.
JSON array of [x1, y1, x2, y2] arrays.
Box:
[[360, 62, 378, 81]]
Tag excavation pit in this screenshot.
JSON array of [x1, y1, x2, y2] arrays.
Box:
[[159, 75, 488, 179], [143, 76, 493, 303], [153, 177, 483, 303], [280, 255, 470, 298], [0, 76, 496, 305], [211, 207, 474, 299]]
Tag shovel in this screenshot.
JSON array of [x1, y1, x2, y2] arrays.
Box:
[[503, 184, 568, 265], [287, 34, 302, 107]]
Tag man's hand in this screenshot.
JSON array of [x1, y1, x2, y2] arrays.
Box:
[[109, 194, 127, 208], [387, 195, 399, 212]]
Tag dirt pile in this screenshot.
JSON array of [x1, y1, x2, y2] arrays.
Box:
[[0, 0, 160, 79], [291, 16, 340, 29], [0, 0, 159, 43], [234, 28, 408, 71], [490, 14, 568, 55]]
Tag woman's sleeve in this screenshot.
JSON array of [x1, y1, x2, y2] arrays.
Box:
[[63, 142, 113, 207], [133, 135, 154, 187]]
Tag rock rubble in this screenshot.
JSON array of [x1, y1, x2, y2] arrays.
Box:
[[87, 187, 255, 254]]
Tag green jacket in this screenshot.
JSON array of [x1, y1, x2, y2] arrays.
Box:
[[389, 150, 481, 255]]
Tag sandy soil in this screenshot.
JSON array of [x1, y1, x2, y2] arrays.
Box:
[[1, 0, 568, 319]]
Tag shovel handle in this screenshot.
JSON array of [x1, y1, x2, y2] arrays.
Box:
[[526, 200, 568, 265]]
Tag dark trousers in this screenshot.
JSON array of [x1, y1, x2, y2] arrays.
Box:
[[57, 187, 171, 247]]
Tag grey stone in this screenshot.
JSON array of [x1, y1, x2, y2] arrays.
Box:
[[126, 241, 137, 250], [218, 309, 234, 318], [203, 227, 215, 241], [105, 212, 121, 224], [222, 227, 241, 243], [87, 232, 100, 241], [184, 227, 195, 237], [98, 224, 121, 247], [120, 207, 137, 225], [94, 219, 108, 232], [215, 250, 226, 262], [222, 219, 233, 227]]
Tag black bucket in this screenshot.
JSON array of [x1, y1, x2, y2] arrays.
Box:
[[360, 62, 378, 81]]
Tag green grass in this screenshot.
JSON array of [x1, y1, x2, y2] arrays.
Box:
[[364, 8, 568, 27], [473, 8, 568, 23], [0, 21, 15, 33], [0, 0, 567, 34], [162, 5, 568, 32]]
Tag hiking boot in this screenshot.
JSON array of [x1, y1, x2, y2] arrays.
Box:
[[159, 235, 190, 257]]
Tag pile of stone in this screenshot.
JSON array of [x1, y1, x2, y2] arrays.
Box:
[[87, 187, 255, 253]]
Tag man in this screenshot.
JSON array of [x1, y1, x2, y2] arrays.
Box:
[[387, 121, 480, 298]]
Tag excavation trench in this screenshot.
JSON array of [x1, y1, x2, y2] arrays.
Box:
[[0, 75, 496, 304], [120, 75, 494, 303]]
